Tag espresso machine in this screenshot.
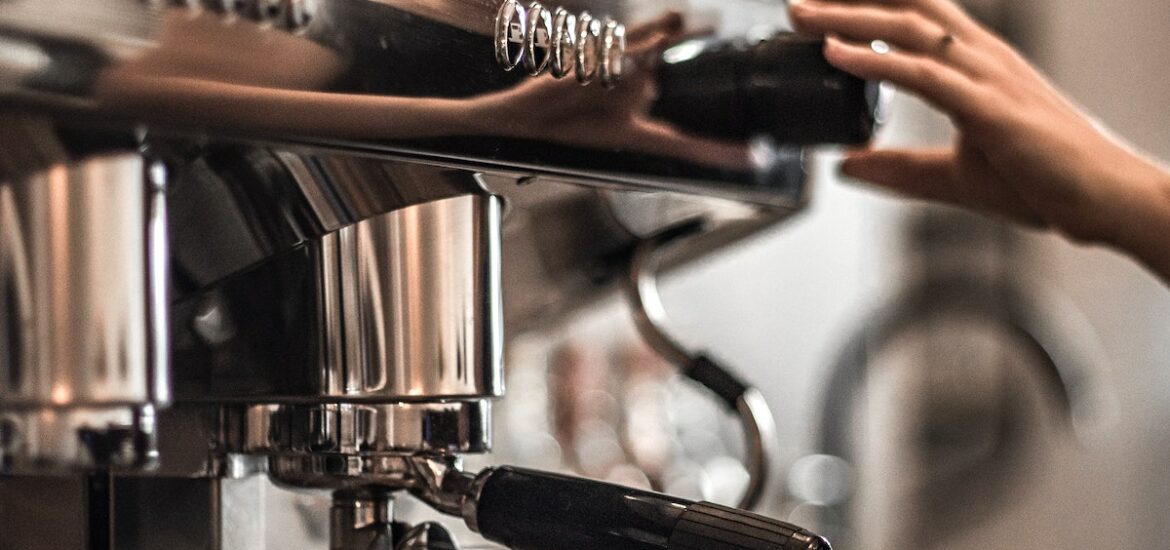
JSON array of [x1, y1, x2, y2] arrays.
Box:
[[0, 0, 879, 548]]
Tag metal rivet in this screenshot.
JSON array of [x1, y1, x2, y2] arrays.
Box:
[[494, 0, 527, 71], [550, 8, 576, 79], [523, 2, 553, 75], [599, 18, 625, 88], [575, 11, 601, 85]]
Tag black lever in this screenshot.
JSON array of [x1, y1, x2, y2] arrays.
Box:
[[464, 466, 831, 550]]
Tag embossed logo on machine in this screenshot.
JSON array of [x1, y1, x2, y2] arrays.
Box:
[[494, 0, 625, 88]]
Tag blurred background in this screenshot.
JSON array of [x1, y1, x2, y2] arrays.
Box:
[[483, 0, 1170, 548]]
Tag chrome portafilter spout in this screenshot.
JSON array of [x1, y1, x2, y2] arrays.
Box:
[[331, 489, 397, 550], [330, 485, 460, 550]]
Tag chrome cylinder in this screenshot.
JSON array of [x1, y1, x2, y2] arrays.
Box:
[[0, 153, 168, 471], [317, 193, 503, 401], [191, 192, 504, 487], [330, 489, 395, 550], [176, 192, 503, 403]]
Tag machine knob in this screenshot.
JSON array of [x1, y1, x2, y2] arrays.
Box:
[[653, 33, 880, 145]]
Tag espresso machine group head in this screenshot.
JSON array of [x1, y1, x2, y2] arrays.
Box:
[[0, 0, 878, 548]]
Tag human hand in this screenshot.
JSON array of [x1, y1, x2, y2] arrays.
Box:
[[789, 0, 1170, 256]]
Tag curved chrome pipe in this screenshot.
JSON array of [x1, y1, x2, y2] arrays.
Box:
[[624, 221, 780, 511]]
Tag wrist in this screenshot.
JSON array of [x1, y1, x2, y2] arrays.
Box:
[[1101, 159, 1170, 278]]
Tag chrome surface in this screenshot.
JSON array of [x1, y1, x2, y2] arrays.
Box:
[[598, 18, 625, 88], [408, 455, 476, 518], [575, 11, 601, 84], [737, 388, 779, 513], [0, 405, 158, 472], [0, 1, 863, 548], [502, 0, 622, 85], [0, 153, 168, 408], [166, 149, 485, 292], [0, 0, 862, 207], [522, 2, 553, 76], [495, 0, 526, 71], [331, 489, 395, 550], [173, 193, 503, 403], [0, 152, 168, 472], [270, 454, 415, 490], [321, 194, 502, 401], [625, 226, 779, 510], [459, 468, 491, 533], [550, 8, 577, 79], [396, 522, 461, 550], [229, 401, 491, 460], [487, 170, 801, 333]]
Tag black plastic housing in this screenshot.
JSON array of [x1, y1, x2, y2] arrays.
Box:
[[471, 466, 832, 550], [653, 33, 880, 145]]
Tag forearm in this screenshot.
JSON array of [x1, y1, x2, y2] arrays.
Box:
[[1106, 161, 1170, 283], [96, 73, 481, 139]]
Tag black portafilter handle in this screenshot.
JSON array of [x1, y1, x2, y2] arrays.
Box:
[[652, 33, 881, 145], [466, 466, 831, 550]]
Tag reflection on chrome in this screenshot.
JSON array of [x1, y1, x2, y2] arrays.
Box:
[[0, 0, 877, 547], [2, 0, 877, 207]]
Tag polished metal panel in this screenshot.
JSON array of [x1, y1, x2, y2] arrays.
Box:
[[0, 0, 869, 207], [230, 402, 491, 457], [172, 192, 503, 403], [330, 489, 396, 550], [488, 171, 799, 332], [0, 153, 167, 472], [0, 153, 168, 407], [324, 194, 503, 400], [164, 147, 486, 292], [0, 405, 158, 472]]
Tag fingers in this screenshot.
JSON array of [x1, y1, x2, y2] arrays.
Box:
[[625, 10, 684, 57], [843, 148, 1049, 227], [892, 0, 984, 37], [792, 2, 944, 52], [789, 1, 991, 76], [797, 0, 983, 39], [823, 37, 988, 120], [842, 148, 956, 201]]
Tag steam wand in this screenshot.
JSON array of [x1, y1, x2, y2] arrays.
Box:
[[623, 220, 780, 512]]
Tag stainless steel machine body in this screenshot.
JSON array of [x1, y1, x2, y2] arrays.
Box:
[[0, 151, 168, 473], [0, 0, 870, 207], [0, 0, 877, 547]]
